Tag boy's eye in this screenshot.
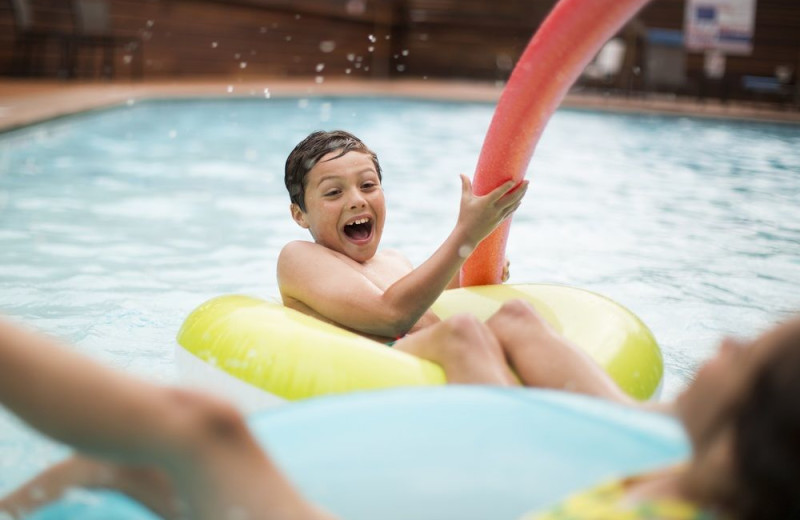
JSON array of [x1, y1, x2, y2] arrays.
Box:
[[323, 189, 341, 197], [362, 182, 377, 190]]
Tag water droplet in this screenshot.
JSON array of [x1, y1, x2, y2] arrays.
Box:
[[234, 53, 241, 59], [315, 63, 325, 72], [402, 49, 409, 56], [458, 245, 473, 258], [122, 54, 132, 64], [396, 64, 405, 72], [29, 485, 46, 501], [259, 27, 267, 34], [126, 98, 135, 106], [225, 505, 248, 520], [240, 62, 247, 69], [227, 85, 234, 93], [146, 20, 154, 27], [263, 88, 271, 98], [345, 68, 351, 74], [385, 35, 391, 40], [315, 76, 324, 84], [364, 66, 370, 71], [368, 34, 376, 43], [354, 62, 362, 69], [211, 41, 218, 49], [285, 35, 292, 42], [496, 53, 513, 71], [368, 46, 374, 52], [298, 99, 309, 108], [295, 14, 301, 19], [346, 0, 366, 15], [319, 40, 336, 53], [347, 53, 355, 62]]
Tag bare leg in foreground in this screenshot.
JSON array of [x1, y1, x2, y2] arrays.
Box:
[[0, 318, 335, 520]]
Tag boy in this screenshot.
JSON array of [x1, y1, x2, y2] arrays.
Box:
[[278, 130, 528, 344]]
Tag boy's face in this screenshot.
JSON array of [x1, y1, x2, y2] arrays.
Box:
[[291, 150, 385, 263]]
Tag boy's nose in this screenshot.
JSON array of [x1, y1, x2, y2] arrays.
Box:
[[348, 190, 367, 209]]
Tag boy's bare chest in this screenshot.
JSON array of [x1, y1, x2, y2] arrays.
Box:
[[355, 255, 411, 291]]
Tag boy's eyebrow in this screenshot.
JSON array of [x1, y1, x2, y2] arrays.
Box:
[[315, 169, 378, 186], [315, 175, 340, 186]]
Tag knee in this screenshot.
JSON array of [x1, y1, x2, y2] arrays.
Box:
[[160, 388, 250, 457], [437, 314, 502, 361], [439, 313, 485, 345], [495, 299, 541, 321], [487, 299, 548, 331]]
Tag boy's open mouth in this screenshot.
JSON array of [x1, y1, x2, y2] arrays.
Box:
[[343, 217, 373, 241]]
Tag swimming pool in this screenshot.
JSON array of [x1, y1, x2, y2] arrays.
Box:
[[1, 96, 798, 493]]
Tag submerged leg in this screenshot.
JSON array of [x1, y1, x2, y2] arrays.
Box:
[[395, 313, 517, 385], [0, 457, 178, 520], [486, 300, 633, 404]]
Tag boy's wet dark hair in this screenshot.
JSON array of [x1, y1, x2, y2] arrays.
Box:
[[285, 130, 382, 212], [728, 319, 800, 520]]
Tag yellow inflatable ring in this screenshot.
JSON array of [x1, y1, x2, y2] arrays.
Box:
[[176, 284, 662, 401]]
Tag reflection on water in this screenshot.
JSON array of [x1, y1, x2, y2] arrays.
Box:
[[0, 98, 798, 490]]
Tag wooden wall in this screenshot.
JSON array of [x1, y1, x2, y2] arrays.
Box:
[[1, 0, 798, 102]]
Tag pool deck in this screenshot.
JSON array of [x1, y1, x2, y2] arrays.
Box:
[[0, 77, 798, 132]]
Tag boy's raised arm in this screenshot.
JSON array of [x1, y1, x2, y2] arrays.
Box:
[[279, 176, 527, 339]]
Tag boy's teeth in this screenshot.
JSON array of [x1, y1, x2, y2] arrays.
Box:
[[351, 218, 369, 225]]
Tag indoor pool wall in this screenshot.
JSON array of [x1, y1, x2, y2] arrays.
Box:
[[0, 96, 798, 494]]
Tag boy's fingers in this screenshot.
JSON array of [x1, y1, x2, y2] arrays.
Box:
[[487, 179, 518, 202], [501, 201, 523, 219], [498, 181, 528, 208]]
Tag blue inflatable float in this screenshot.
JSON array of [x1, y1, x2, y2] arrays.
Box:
[[28, 387, 687, 520]]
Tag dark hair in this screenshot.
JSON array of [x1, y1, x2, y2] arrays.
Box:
[[284, 130, 382, 212], [728, 320, 800, 520]]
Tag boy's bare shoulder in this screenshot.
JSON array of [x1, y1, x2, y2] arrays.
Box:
[[279, 240, 333, 261], [278, 241, 338, 293], [279, 241, 326, 275]]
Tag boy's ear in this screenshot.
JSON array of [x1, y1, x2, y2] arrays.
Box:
[[290, 203, 309, 229]]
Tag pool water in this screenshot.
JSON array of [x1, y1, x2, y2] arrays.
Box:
[[1, 97, 799, 493]]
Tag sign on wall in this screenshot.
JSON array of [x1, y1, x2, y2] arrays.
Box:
[[684, 0, 757, 55]]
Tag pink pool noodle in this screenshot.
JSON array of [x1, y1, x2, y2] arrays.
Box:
[[460, 0, 651, 287]]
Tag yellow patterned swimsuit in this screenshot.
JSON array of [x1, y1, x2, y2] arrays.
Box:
[[522, 477, 715, 520]]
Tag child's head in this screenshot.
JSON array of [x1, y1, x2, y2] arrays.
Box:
[[677, 317, 800, 520], [285, 130, 382, 212], [285, 130, 386, 263]]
